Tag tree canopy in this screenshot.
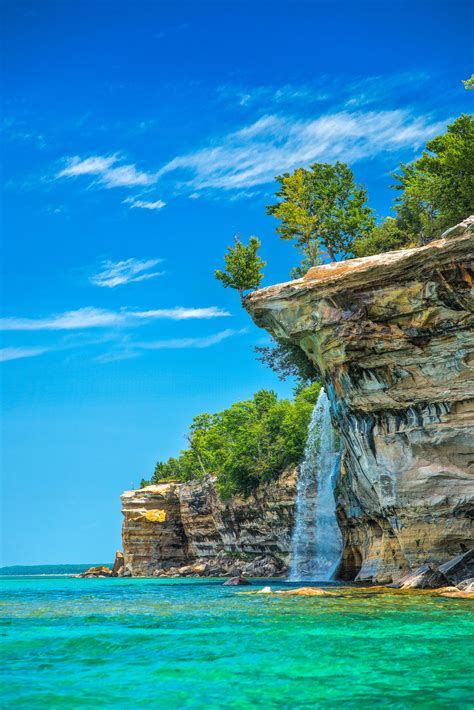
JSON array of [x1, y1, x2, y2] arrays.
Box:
[[462, 74, 474, 90], [214, 236, 266, 302], [352, 217, 415, 258], [266, 162, 375, 273], [392, 114, 474, 240], [140, 382, 321, 497], [352, 114, 474, 255]]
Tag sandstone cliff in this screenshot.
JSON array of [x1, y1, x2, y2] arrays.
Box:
[[246, 218, 474, 583], [121, 469, 296, 577]]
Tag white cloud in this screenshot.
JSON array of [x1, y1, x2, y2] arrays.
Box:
[[136, 328, 246, 350], [0, 306, 230, 331], [123, 197, 166, 210], [0, 346, 49, 362], [90, 258, 164, 288], [57, 155, 117, 177], [157, 109, 448, 190], [95, 328, 246, 362], [132, 307, 230, 321], [57, 154, 158, 189]]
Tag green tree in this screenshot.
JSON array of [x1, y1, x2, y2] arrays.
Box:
[[142, 384, 323, 498], [392, 114, 474, 239], [462, 74, 474, 90], [266, 162, 375, 272], [353, 217, 415, 257], [215, 236, 266, 303], [255, 338, 319, 384]]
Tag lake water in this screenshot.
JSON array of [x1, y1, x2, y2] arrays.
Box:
[[1, 576, 473, 708]]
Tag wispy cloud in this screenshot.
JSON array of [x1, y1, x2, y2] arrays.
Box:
[[96, 328, 246, 362], [0, 346, 49, 362], [90, 258, 164, 288], [157, 109, 448, 190], [123, 197, 166, 210], [218, 72, 432, 112], [217, 83, 319, 109], [0, 306, 230, 331], [136, 328, 246, 350], [56, 154, 158, 189]]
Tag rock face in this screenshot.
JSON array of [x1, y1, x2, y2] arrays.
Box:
[[121, 469, 297, 577], [246, 221, 474, 584], [397, 564, 450, 590], [439, 549, 474, 584]]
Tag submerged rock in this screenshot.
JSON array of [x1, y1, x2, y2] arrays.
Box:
[[276, 587, 340, 597], [438, 588, 474, 599], [223, 576, 251, 586], [246, 219, 474, 583]]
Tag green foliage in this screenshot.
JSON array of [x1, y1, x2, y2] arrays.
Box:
[[462, 74, 474, 90], [215, 236, 266, 301], [140, 383, 322, 497], [353, 217, 416, 257], [255, 338, 319, 384], [392, 114, 474, 239], [266, 162, 375, 271]]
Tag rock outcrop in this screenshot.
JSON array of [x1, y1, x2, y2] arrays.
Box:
[[246, 220, 474, 583], [121, 469, 296, 577], [79, 565, 115, 578]]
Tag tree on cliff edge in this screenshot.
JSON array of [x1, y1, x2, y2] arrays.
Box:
[[392, 114, 474, 240], [266, 162, 375, 275], [215, 235, 266, 303]]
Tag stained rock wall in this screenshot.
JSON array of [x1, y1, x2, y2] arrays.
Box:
[[121, 469, 296, 577], [246, 219, 474, 583]]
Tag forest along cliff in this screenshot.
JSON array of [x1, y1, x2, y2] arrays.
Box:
[[246, 218, 474, 584], [121, 470, 296, 577]]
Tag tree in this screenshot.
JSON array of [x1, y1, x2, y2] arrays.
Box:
[[215, 236, 266, 303], [392, 114, 474, 239], [142, 384, 323, 498], [462, 74, 474, 90], [353, 217, 415, 257], [255, 338, 319, 384], [266, 162, 375, 272]]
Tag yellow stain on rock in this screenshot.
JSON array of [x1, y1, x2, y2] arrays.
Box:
[[141, 509, 167, 523]]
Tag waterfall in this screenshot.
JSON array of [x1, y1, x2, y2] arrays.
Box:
[[289, 388, 342, 582]]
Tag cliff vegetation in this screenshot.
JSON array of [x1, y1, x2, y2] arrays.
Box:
[[141, 382, 321, 497]]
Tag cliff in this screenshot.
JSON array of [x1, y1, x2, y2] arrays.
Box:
[[121, 469, 296, 577], [246, 218, 474, 583]]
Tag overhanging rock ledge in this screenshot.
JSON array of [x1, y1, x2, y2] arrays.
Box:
[[245, 220, 474, 583]]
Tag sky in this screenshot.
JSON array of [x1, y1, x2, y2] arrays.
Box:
[[1, 0, 472, 566]]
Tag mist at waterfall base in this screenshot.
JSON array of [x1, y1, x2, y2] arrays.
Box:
[[289, 388, 343, 582]]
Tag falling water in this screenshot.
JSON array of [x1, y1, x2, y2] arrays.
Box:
[[289, 388, 342, 581]]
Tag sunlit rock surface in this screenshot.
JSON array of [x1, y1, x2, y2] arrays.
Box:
[[121, 469, 296, 576], [246, 220, 474, 583]]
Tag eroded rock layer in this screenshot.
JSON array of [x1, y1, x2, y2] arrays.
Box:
[[121, 469, 296, 577], [246, 222, 474, 583]]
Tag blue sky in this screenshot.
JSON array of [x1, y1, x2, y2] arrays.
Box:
[[1, 0, 472, 565]]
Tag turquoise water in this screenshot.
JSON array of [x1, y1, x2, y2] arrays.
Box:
[[1, 576, 473, 709]]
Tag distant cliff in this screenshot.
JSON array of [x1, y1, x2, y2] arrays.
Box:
[[246, 217, 474, 583], [121, 469, 296, 577]]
